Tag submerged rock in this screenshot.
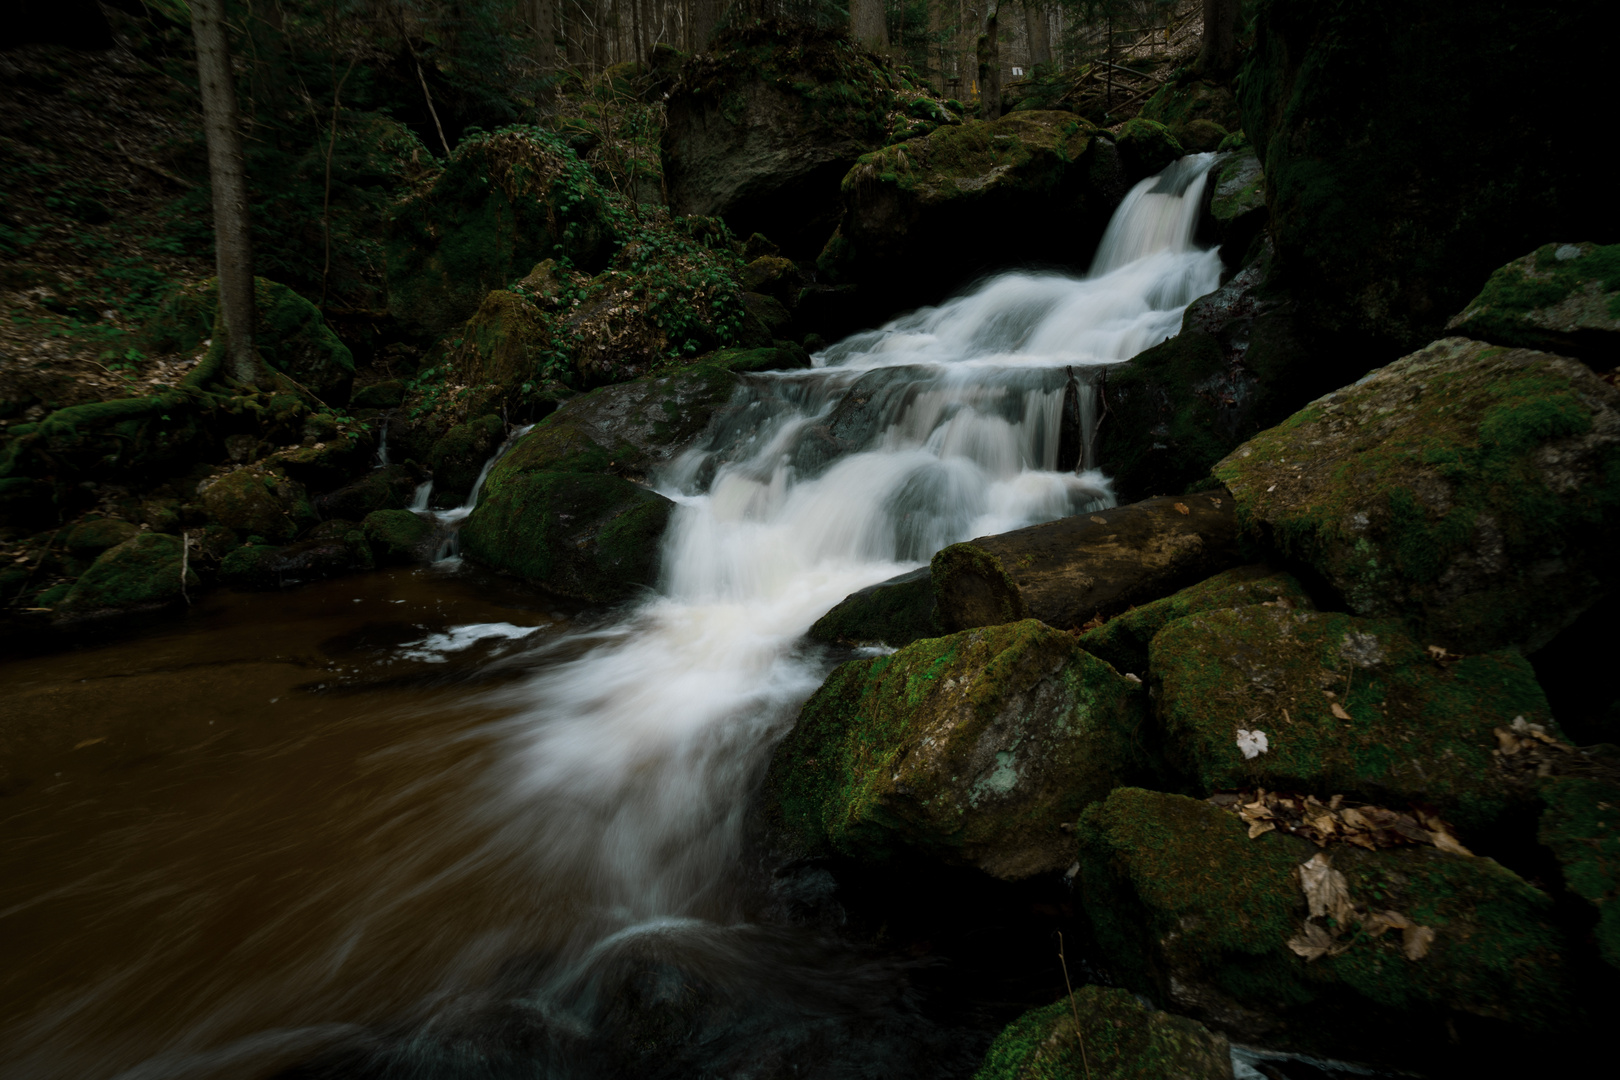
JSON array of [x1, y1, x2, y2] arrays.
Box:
[[1076, 788, 1571, 1051], [931, 493, 1241, 635], [1152, 604, 1556, 829], [1077, 565, 1311, 676], [1446, 242, 1620, 363], [765, 620, 1150, 879], [1214, 337, 1620, 653], [976, 988, 1233, 1080]]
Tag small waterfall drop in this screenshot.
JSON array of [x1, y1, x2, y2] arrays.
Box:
[[489, 155, 1223, 939]]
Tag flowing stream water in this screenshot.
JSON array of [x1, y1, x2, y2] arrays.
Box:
[[0, 155, 1221, 1079]]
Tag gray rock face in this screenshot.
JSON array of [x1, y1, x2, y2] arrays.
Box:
[[1446, 242, 1620, 364]]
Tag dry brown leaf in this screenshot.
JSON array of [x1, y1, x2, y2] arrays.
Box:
[[1402, 924, 1436, 961], [1427, 829, 1474, 858], [1287, 921, 1335, 962], [1173, 502, 1190, 515], [1338, 807, 1371, 831], [1248, 819, 1277, 839], [1330, 702, 1352, 720], [1299, 852, 1355, 925], [1363, 910, 1414, 939]]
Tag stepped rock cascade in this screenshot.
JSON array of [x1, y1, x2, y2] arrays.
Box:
[[0, 156, 1221, 1079]]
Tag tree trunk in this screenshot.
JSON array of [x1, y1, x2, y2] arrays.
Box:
[[850, 0, 887, 52], [978, 3, 1000, 120], [1198, 0, 1239, 77], [928, 0, 945, 92], [691, 0, 723, 52], [533, 0, 558, 76], [189, 0, 257, 385], [1023, 2, 1050, 68]]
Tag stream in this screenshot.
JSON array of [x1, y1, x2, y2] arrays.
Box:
[[0, 155, 1223, 1079]]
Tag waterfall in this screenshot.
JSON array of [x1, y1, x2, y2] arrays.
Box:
[[487, 155, 1223, 941]]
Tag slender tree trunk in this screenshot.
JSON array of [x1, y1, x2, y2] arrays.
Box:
[[978, 2, 1000, 119], [691, 0, 722, 52], [1023, 1, 1050, 67], [189, 0, 257, 385], [850, 0, 887, 52], [1199, 0, 1239, 77], [928, 0, 945, 91], [959, 2, 976, 104]]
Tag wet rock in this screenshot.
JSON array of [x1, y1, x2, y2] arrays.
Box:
[[362, 508, 434, 565], [1113, 117, 1184, 183], [765, 620, 1151, 879], [1213, 337, 1620, 654], [1077, 565, 1311, 676], [1239, 0, 1613, 352], [200, 466, 316, 543], [931, 493, 1242, 634], [1539, 774, 1620, 970], [441, 289, 554, 414], [818, 111, 1127, 320], [977, 988, 1232, 1080], [1446, 242, 1620, 364], [739, 254, 805, 307], [58, 532, 198, 613], [314, 464, 425, 522], [385, 128, 617, 335], [661, 24, 892, 255], [428, 414, 507, 507], [1152, 604, 1556, 830], [1076, 788, 1571, 1052], [1199, 148, 1267, 267], [806, 566, 935, 649]]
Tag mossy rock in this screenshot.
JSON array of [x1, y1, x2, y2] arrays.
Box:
[[350, 380, 405, 409], [362, 508, 434, 565], [458, 471, 672, 603], [63, 517, 140, 558], [443, 290, 553, 414], [59, 532, 197, 611], [142, 277, 355, 403], [1077, 565, 1310, 676], [1539, 775, 1620, 969], [314, 464, 423, 522], [263, 430, 375, 494], [806, 566, 936, 649], [385, 127, 617, 335], [1213, 337, 1620, 653], [1113, 118, 1184, 182], [428, 414, 507, 507], [1077, 788, 1571, 1050], [739, 254, 804, 306], [764, 620, 1151, 879], [200, 467, 316, 543], [1177, 118, 1229, 154], [1446, 242, 1620, 363], [219, 543, 284, 590], [1153, 604, 1555, 830], [974, 988, 1232, 1080], [1200, 149, 1266, 263], [1138, 78, 1241, 141]]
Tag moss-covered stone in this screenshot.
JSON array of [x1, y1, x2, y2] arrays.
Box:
[[1077, 566, 1310, 676], [1201, 149, 1266, 263], [974, 989, 1232, 1080], [1213, 337, 1620, 653], [200, 467, 316, 543], [428, 414, 507, 506], [765, 620, 1150, 879], [59, 532, 197, 611], [218, 544, 283, 591], [1077, 789, 1571, 1049], [1152, 604, 1555, 830], [314, 464, 423, 522], [1113, 117, 1184, 182], [142, 277, 355, 403], [263, 429, 375, 494], [806, 566, 935, 648], [1446, 243, 1620, 363], [362, 508, 433, 565], [63, 517, 140, 559], [1138, 78, 1241, 146], [385, 127, 617, 335], [350, 380, 405, 410], [1539, 775, 1620, 969]]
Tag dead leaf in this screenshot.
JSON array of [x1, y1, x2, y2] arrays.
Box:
[[1248, 819, 1277, 839], [1173, 502, 1190, 515], [1427, 645, 1453, 661], [1089, 515, 1107, 525], [1287, 921, 1335, 962], [1402, 924, 1436, 961], [1330, 702, 1352, 720], [73, 737, 106, 750], [1299, 852, 1355, 926], [1338, 807, 1371, 831], [1427, 828, 1474, 858]]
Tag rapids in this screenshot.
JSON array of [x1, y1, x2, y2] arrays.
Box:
[[0, 154, 1222, 1079]]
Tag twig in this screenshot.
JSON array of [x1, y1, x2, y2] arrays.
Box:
[[179, 530, 191, 605], [1056, 931, 1093, 1080]]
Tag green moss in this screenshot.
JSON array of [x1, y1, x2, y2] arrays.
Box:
[[1138, 79, 1240, 134], [1113, 118, 1183, 180], [1078, 566, 1310, 675], [974, 989, 1230, 1080], [765, 620, 1150, 878], [428, 414, 507, 503], [1539, 776, 1620, 968], [930, 542, 1029, 631], [63, 518, 140, 557], [1151, 604, 1554, 829], [218, 544, 283, 591], [60, 532, 197, 610], [807, 568, 936, 648], [200, 468, 316, 543], [1448, 243, 1620, 357], [361, 509, 432, 564]]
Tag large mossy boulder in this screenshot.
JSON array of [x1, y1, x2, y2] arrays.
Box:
[[362, 508, 434, 564], [1446, 242, 1620, 364], [1077, 565, 1310, 676], [1213, 337, 1620, 654], [314, 464, 424, 522], [1152, 604, 1556, 830], [931, 493, 1241, 635], [385, 128, 618, 335], [1138, 77, 1241, 151], [661, 24, 893, 255], [1539, 775, 1620, 970], [806, 566, 935, 649], [764, 620, 1150, 879], [1112, 118, 1183, 183], [1239, 0, 1614, 353], [199, 466, 316, 543], [1077, 788, 1571, 1050], [58, 532, 197, 613], [975, 988, 1233, 1080], [818, 110, 1127, 319], [428, 414, 507, 507]]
